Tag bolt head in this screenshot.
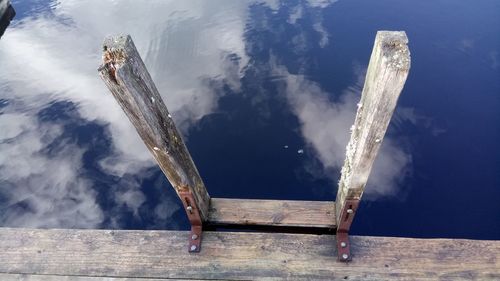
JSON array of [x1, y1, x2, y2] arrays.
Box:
[[191, 234, 198, 240], [186, 206, 193, 211], [340, 242, 347, 248], [342, 253, 349, 260], [190, 245, 197, 251], [347, 209, 354, 214]]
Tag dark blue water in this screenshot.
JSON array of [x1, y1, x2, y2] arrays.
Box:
[[1, 0, 499, 239]]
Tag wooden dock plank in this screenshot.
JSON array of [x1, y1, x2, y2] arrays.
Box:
[[0, 273, 207, 281], [0, 228, 498, 280], [208, 198, 336, 229]]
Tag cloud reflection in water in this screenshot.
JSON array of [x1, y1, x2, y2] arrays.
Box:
[[0, 0, 257, 228], [0, 0, 410, 229]]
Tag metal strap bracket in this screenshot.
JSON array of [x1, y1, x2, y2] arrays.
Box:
[[336, 198, 360, 262], [179, 190, 203, 253]]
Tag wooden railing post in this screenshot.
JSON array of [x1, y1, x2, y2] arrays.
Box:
[[335, 31, 411, 261], [98, 35, 210, 252]]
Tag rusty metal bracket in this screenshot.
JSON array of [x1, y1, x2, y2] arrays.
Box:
[[336, 198, 360, 262], [179, 190, 202, 253]]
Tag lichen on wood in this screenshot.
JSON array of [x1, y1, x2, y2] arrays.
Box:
[[336, 31, 411, 223]]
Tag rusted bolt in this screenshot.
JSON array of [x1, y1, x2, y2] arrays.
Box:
[[190, 245, 197, 251], [191, 234, 198, 240], [347, 209, 354, 214], [340, 242, 347, 248], [342, 254, 349, 260]]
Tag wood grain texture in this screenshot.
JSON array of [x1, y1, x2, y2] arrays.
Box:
[[208, 198, 336, 228], [0, 228, 498, 280], [98, 35, 210, 220], [0, 273, 206, 281], [336, 31, 410, 222]]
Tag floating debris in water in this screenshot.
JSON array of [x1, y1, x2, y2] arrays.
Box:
[[297, 149, 304, 154]]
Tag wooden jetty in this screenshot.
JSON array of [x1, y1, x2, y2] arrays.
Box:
[[0, 228, 498, 280], [1, 31, 499, 280], [0, 0, 15, 39]]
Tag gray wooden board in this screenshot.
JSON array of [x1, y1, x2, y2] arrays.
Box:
[[0, 273, 210, 281], [0, 228, 498, 280], [98, 35, 210, 220], [209, 198, 336, 228], [336, 31, 411, 222]]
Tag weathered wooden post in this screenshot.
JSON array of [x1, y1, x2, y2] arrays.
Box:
[[97, 32, 410, 259], [0, 0, 15, 39], [98, 35, 210, 252], [335, 31, 410, 261]]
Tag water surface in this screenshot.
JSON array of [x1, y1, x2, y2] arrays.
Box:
[[1, 0, 499, 239]]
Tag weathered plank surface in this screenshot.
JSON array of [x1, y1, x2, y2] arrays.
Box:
[[0, 0, 15, 39], [0, 228, 498, 281], [0, 273, 205, 281], [336, 31, 411, 222], [208, 198, 336, 228], [98, 35, 210, 220]]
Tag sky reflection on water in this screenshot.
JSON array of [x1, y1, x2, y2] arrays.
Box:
[[0, 0, 499, 239]]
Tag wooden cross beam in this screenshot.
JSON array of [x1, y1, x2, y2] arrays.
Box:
[[335, 31, 411, 261]]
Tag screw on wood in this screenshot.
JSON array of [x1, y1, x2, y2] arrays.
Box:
[[336, 199, 360, 262], [179, 190, 203, 253]]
